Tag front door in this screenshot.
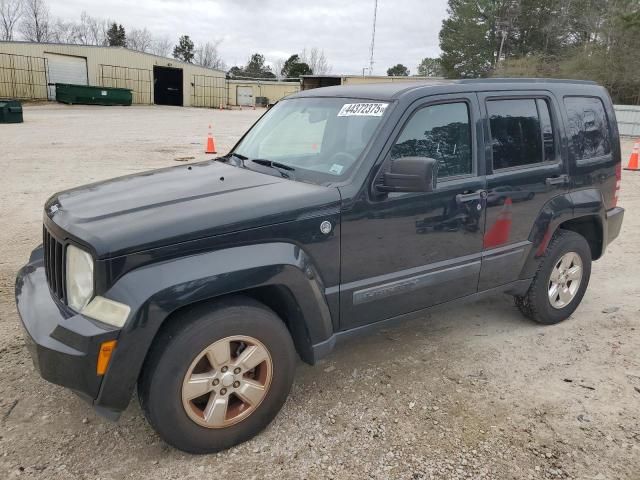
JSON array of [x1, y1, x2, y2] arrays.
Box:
[[339, 94, 487, 328]]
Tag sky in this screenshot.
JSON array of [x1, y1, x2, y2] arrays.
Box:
[[46, 0, 449, 75]]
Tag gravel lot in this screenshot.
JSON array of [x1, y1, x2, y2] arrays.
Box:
[[0, 104, 638, 480]]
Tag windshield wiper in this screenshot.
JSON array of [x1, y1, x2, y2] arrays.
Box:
[[250, 158, 295, 178], [217, 152, 247, 167]]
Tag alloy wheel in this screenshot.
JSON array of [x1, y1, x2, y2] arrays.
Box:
[[181, 335, 273, 428], [548, 251, 583, 309]]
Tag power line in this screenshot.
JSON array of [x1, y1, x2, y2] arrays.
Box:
[[368, 0, 378, 75]]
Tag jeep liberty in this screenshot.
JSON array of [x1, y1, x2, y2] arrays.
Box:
[[16, 79, 624, 453]]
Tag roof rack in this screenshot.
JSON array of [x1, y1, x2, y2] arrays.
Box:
[[456, 78, 597, 85]]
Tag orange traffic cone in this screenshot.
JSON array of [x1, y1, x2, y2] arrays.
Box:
[[624, 140, 640, 171], [483, 197, 513, 248], [205, 125, 217, 154]]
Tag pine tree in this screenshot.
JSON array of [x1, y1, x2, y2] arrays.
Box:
[[106, 22, 126, 47], [280, 54, 312, 79], [172, 35, 195, 63]]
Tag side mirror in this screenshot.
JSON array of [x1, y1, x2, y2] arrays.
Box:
[[377, 156, 438, 193]]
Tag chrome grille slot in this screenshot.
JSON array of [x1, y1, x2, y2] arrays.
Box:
[[43, 226, 65, 302]]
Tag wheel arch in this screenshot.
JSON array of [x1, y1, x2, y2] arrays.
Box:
[[556, 215, 604, 260], [152, 285, 316, 365], [94, 242, 334, 413], [519, 189, 606, 279]]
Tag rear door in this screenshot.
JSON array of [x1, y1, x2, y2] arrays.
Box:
[[478, 91, 569, 290]]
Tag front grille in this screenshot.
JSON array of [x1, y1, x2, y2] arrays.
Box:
[[43, 226, 65, 302]]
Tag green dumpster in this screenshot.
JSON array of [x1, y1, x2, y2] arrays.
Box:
[[55, 83, 133, 106], [0, 99, 23, 123]]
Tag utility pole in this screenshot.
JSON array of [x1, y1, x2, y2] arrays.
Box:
[[368, 0, 378, 75]]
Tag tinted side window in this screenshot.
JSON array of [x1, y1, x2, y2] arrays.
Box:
[[564, 96, 611, 160], [391, 102, 472, 178], [488, 99, 546, 169]]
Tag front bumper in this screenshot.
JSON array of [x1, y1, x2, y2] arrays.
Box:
[[15, 246, 120, 413]]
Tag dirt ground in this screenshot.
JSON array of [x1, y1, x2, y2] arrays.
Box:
[[0, 104, 638, 480]]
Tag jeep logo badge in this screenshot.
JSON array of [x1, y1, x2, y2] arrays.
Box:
[[320, 220, 332, 235]]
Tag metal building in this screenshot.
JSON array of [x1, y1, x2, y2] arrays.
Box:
[[0, 41, 227, 107], [226, 79, 300, 107], [614, 105, 640, 137], [300, 74, 446, 91]]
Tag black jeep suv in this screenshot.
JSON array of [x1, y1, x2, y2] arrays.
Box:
[[16, 79, 624, 453]]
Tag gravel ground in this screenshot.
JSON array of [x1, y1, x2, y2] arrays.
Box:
[[0, 104, 638, 480]]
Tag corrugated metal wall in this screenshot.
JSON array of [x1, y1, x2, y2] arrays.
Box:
[[342, 75, 446, 86], [614, 105, 640, 137], [0, 52, 48, 99], [192, 74, 228, 108], [226, 80, 300, 106], [100, 64, 152, 105]]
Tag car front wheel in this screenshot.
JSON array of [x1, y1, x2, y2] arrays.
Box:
[[138, 297, 296, 454]]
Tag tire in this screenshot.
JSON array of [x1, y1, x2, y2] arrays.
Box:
[[514, 229, 592, 325], [138, 297, 296, 454]]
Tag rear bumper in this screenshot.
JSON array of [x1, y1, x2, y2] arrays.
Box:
[[15, 247, 120, 416], [605, 207, 624, 247]]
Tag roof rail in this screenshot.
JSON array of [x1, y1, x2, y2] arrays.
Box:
[[456, 78, 598, 85]]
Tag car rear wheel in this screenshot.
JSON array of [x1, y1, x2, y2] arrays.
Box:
[[514, 229, 592, 325], [138, 297, 296, 454]]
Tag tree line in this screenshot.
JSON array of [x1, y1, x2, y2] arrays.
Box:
[[228, 49, 331, 80], [380, 0, 640, 105], [438, 0, 640, 104], [0, 0, 331, 79], [0, 0, 225, 68], [6, 0, 636, 101]]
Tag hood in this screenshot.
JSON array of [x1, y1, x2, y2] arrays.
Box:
[[45, 160, 341, 258]]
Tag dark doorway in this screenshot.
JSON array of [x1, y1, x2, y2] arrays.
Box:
[[153, 66, 183, 106]]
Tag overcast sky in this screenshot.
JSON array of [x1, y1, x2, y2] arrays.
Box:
[[47, 0, 449, 75]]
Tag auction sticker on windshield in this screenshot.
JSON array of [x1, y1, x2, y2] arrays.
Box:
[[337, 103, 388, 117]]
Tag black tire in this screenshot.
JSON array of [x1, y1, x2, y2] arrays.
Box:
[[138, 297, 296, 454], [514, 229, 592, 325]]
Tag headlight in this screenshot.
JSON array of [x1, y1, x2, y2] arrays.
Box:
[[65, 244, 94, 311]]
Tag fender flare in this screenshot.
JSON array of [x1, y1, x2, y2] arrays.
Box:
[[95, 242, 334, 411], [519, 188, 606, 280]]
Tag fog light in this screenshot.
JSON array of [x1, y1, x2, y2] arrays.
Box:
[[97, 340, 117, 376]]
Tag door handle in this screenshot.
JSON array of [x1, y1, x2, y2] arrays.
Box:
[[456, 190, 486, 204], [545, 174, 569, 186]]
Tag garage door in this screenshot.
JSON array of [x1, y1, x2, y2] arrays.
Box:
[[237, 86, 254, 106], [45, 53, 88, 100]]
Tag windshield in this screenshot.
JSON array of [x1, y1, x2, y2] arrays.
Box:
[[233, 97, 389, 184]]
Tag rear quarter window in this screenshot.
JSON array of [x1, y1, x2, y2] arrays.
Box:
[[564, 96, 611, 161]]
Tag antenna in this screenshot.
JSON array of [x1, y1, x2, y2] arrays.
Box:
[[368, 0, 378, 75]]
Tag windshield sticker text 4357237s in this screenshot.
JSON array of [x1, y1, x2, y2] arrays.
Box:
[[337, 103, 388, 117]]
